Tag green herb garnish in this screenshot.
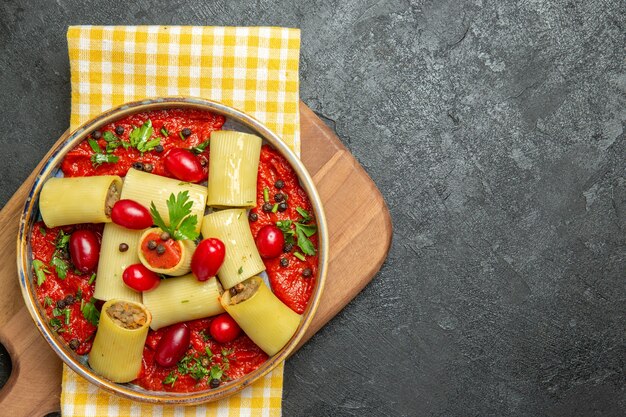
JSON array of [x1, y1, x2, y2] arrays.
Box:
[[88, 273, 96, 285], [91, 152, 120, 167], [150, 191, 199, 241], [271, 203, 279, 213], [160, 127, 169, 137], [39, 225, 47, 236], [237, 266, 243, 274], [293, 251, 306, 261], [263, 187, 270, 202], [102, 131, 130, 153], [44, 296, 53, 307], [210, 365, 223, 380], [129, 119, 160, 153], [81, 297, 100, 326], [275, 208, 317, 256], [190, 140, 209, 154], [33, 259, 49, 286], [163, 371, 178, 387], [51, 255, 69, 280], [50, 318, 62, 329], [64, 308, 71, 325], [205, 346, 213, 358]]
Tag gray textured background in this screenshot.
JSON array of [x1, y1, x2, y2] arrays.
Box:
[[1, 1, 625, 416]]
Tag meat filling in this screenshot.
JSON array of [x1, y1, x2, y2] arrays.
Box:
[[229, 279, 260, 305], [107, 302, 147, 329], [104, 182, 120, 217]]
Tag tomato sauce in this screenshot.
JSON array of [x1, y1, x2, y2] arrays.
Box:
[[31, 222, 103, 355], [249, 145, 318, 314], [34, 109, 319, 392], [141, 232, 182, 269], [61, 109, 224, 179]]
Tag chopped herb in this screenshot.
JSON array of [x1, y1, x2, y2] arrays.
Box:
[[75, 288, 83, 300], [190, 140, 210, 154], [237, 266, 243, 274], [295, 223, 317, 255], [102, 131, 130, 153], [81, 297, 100, 326], [210, 365, 223, 381], [88, 138, 101, 153], [88, 273, 96, 285], [39, 226, 47, 236], [129, 119, 160, 153], [263, 187, 270, 203], [160, 127, 169, 137], [178, 181, 191, 186], [294, 251, 306, 261], [44, 296, 53, 307], [91, 153, 119, 167], [181, 299, 189, 303], [205, 346, 213, 358], [150, 191, 199, 241], [51, 255, 69, 280], [33, 259, 49, 286], [296, 207, 312, 223], [55, 231, 70, 249], [64, 308, 71, 325], [179, 131, 186, 141], [163, 371, 178, 387], [52, 307, 63, 317], [50, 318, 62, 329], [271, 203, 279, 213]]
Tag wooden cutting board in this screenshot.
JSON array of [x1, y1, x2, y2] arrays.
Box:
[[0, 102, 392, 416]]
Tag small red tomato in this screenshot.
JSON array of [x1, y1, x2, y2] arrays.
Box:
[[255, 225, 284, 259], [191, 238, 226, 281], [111, 199, 153, 229], [209, 314, 241, 343], [69, 230, 100, 273], [122, 264, 160, 292], [164, 148, 205, 183], [155, 323, 191, 367]]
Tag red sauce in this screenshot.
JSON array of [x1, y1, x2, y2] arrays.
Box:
[[34, 109, 319, 392], [135, 317, 268, 391], [141, 232, 182, 269], [61, 109, 224, 178], [32, 222, 103, 355], [249, 145, 318, 314]]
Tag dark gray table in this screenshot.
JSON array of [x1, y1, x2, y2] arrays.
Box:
[[1, 1, 625, 416]]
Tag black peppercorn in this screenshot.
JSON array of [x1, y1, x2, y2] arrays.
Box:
[[155, 144, 164, 153], [210, 378, 220, 389], [160, 231, 170, 241], [119, 243, 129, 252], [132, 162, 144, 171], [92, 130, 102, 140], [69, 339, 80, 351], [56, 299, 66, 309], [302, 268, 312, 278], [148, 240, 157, 250], [280, 258, 289, 267], [262, 202, 273, 213], [277, 202, 288, 212], [181, 127, 192, 137], [275, 179, 284, 189], [248, 212, 258, 222], [274, 193, 285, 202], [64, 294, 75, 304], [115, 126, 124, 135], [283, 243, 294, 253], [156, 244, 166, 255]]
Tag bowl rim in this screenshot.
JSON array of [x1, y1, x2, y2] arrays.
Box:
[[16, 97, 329, 404]]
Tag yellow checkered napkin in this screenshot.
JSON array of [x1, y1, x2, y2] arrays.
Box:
[[62, 25, 301, 416]]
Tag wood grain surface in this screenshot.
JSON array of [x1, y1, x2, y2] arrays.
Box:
[[0, 102, 391, 416]]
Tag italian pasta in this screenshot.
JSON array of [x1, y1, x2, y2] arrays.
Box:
[[206, 131, 262, 207], [142, 273, 224, 330], [39, 175, 122, 227], [220, 276, 302, 356], [88, 299, 151, 383], [93, 223, 143, 303], [201, 208, 265, 289], [120, 168, 207, 232]]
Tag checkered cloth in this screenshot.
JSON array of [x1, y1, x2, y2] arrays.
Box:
[[61, 25, 301, 416]]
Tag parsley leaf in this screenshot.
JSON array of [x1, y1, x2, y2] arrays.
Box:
[[55, 231, 70, 249], [102, 131, 130, 153], [163, 371, 178, 387], [33, 259, 49, 286], [81, 297, 100, 326], [190, 140, 210, 154], [51, 255, 69, 280], [296, 207, 312, 223], [44, 296, 54, 307], [50, 318, 62, 329], [276, 214, 317, 256], [88, 138, 101, 153], [210, 365, 223, 380], [91, 152, 119, 167], [150, 191, 199, 241], [129, 119, 160, 153]]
